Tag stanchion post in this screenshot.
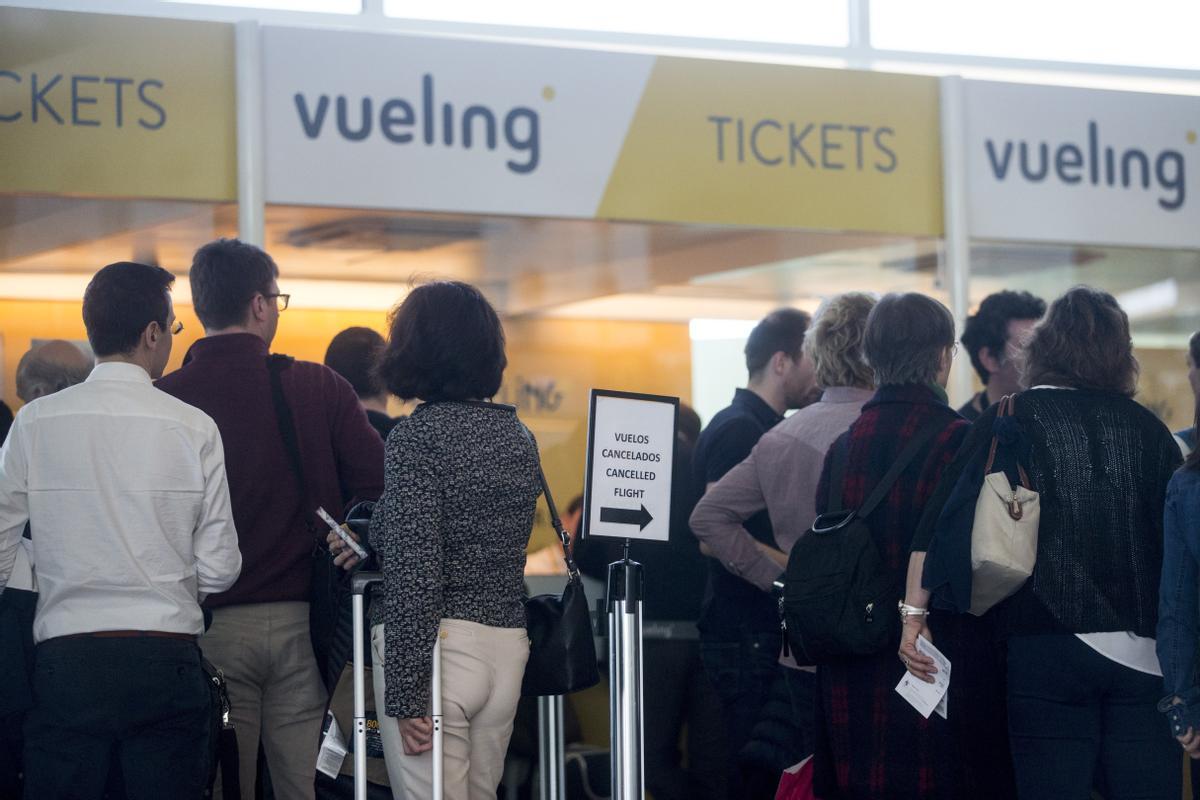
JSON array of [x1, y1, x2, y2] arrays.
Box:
[[607, 540, 645, 800], [537, 695, 566, 800]]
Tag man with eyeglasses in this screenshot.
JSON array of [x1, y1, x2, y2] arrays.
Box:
[[0, 261, 241, 799], [157, 239, 383, 800]]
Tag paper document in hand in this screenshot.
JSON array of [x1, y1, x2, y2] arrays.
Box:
[[894, 635, 951, 719]]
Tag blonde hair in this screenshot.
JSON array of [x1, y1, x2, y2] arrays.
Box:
[[804, 292, 876, 390]]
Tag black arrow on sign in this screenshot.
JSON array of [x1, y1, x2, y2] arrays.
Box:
[[600, 504, 654, 531]]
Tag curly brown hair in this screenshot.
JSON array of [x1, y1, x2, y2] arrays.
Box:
[[805, 292, 876, 390], [1021, 286, 1138, 396]]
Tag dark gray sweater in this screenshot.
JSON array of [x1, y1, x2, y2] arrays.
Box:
[[916, 388, 1180, 637], [369, 401, 539, 718]]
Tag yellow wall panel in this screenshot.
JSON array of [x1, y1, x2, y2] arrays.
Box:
[[0, 301, 691, 551]]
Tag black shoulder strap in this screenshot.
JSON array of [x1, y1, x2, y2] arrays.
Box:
[[267, 354, 316, 529], [856, 421, 943, 520], [518, 423, 580, 580], [827, 436, 850, 514]]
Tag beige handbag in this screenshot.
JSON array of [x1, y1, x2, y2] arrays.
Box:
[[969, 395, 1040, 616]]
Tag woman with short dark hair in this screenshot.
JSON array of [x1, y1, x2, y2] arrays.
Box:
[[909, 286, 1181, 800], [810, 293, 1008, 799], [365, 281, 537, 799]]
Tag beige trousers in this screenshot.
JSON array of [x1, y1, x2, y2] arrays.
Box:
[[201, 601, 328, 800], [371, 619, 530, 800]]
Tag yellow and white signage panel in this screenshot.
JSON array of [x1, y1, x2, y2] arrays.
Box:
[[0, 8, 236, 202], [966, 81, 1200, 249], [263, 26, 654, 219], [599, 58, 943, 236], [263, 27, 943, 236]]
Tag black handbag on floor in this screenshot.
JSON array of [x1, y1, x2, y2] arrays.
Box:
[[521, 463, 600, 697]]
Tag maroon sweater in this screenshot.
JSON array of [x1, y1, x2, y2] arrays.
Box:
[[157, 333, 384, 607]]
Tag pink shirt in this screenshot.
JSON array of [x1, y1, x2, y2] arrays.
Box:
[[689, 387, 873, 591]]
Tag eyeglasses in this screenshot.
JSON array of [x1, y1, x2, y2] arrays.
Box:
[[263, 292, 290, 312], [170, 320, 184, 336]]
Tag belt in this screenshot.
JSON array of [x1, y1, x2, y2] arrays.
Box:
[[53, 630, 197, 643]]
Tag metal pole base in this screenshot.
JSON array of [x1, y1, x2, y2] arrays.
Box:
[[537, 695, 566, 800], [607, 551, 644, 800]]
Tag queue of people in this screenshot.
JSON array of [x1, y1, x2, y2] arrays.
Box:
[[0, 236, 1198, 800]]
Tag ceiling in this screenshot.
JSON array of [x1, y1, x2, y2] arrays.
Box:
[[0, 194, 1196, 342]]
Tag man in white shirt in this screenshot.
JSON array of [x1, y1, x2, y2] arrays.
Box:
[[0, 261, 242, 800]]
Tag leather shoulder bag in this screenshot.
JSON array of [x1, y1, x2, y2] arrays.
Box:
[[968, 394, 1040, 615], [521, 437, 601, 697]]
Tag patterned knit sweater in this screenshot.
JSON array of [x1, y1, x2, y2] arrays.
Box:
[[368, 401, 540, 718], [917, 388, 1180, 638]]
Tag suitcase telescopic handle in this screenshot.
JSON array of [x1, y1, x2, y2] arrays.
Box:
[[351, 570, 383, 595]]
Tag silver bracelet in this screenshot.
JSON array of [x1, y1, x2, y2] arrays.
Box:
[[897, 601, 930, 621]]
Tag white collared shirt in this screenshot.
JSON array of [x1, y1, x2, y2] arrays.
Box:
[[0, 362, 241, 641]]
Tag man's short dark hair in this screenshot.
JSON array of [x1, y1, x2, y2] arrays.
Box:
[[324, 327, 386, 398], [863, 293, 955, 386], [677, 403, 702, 448], [190, 238, 279, 330], [744, 308, 811, 377], [82, 262, 175, 357], [377, 281, 506, 402], [567, 495, 584, 517], [961, 290, 1046, 384]]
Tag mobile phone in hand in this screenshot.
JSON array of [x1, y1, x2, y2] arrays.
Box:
[[316, 506, 368, 561]]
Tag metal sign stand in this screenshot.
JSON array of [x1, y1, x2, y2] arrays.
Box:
[[607, 540, 645, 800], [537, 695, 566, 800]]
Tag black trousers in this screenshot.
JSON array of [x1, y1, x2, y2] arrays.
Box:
[[23, 636, 211, 800], [1007, 634, 1179, 800], [644, 639, 728, 800], [701, 628, 811, 799]]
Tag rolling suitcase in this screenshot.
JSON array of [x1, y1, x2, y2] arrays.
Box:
[[350, 571, 444, 800]]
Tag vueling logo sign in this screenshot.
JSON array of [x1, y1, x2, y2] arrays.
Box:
[[985, 121, 1189, 211], [293, 74, 543, 175]]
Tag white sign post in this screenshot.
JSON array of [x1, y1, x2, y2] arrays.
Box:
[[583, 389, 677, 800]]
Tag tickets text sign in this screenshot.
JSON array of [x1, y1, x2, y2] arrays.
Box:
[[583, 390, 677, 543], [0, 8, 236, 201]]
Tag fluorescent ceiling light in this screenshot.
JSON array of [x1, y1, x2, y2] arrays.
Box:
[[0, 273, 406, 311], [689, 318, 760, 341], [1116, 279, 1179, 319], [165, 0, 360, 12], [383, 0, 849, 46]]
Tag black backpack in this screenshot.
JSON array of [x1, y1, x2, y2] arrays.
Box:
[[781, 422, 941, 665]]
